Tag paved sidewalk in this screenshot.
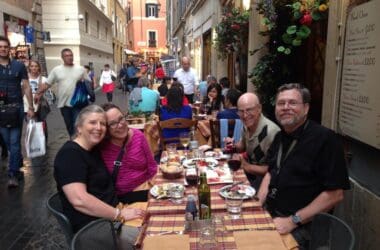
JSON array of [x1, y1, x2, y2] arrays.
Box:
[[0, 89, 130, 249]]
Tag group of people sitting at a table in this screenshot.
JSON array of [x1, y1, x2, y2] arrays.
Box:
[[53, 81, 349, 249]]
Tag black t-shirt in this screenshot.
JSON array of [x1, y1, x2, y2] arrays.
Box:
[[54, 141, 118, 232], [266, 120, 350, 216]]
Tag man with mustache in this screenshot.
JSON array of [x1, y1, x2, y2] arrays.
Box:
[[257, 83, 350, 249]]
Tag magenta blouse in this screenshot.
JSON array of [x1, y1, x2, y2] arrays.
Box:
[[100, 128, 157, 195]]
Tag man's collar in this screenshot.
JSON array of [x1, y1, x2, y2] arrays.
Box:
[[282, 120, 308, 139]]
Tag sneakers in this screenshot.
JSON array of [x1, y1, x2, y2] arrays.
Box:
[[7, 176, 19, 188], [7, 171, 24, 188]]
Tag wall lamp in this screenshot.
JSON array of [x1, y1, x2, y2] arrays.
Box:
[[65, 14, 84, 21]]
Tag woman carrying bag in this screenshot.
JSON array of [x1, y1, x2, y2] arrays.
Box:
[[99, 64, 117, 103]]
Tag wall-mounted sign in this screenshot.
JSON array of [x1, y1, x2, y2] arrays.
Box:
[[339, 1, 380, 149]]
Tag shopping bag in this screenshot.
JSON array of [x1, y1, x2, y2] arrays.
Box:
[[25, 120, 46, 158], [70, 80, 89, 108]]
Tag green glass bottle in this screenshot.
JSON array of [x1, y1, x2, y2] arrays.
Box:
[[198, 172, 211, 219]]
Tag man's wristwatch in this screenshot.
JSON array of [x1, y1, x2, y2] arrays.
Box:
[[291, 214, 302, 226]]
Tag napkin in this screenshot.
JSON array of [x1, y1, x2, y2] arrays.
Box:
[[143, 234, 190, 250], [233, 230, 288, 250], [123, 202, 148, 227]]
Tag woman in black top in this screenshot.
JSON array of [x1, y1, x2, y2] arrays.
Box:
[[54, 105, 145, 233], [201, 83, 223, 115]]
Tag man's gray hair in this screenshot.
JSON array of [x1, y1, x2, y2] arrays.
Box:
[[138, 77, 151, 87], [277, 83, 311, 103]]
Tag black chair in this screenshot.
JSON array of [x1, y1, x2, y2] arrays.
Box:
[[309, 213, 355, 250], [46, 192, 74, 246], [71, 219, 118, 250]]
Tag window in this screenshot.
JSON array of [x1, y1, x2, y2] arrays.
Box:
[[96, 20, 100, 38], [146, 4, 158, 18], [148, 31, 157, 47], [85, 12, 89, 33]]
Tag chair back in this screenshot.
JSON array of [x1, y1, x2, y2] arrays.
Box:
[[46, 192, 74, 246], [158, 118, 197, 148], [309, 213, 355, 250], [210, 119, 241, 148], [71, 219, 117, 250]]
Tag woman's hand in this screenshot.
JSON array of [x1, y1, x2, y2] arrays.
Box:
[[121, 207, 145, 221]]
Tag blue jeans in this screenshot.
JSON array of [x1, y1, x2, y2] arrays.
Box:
[[60, 106, 82, 137], [0, 108, 24, 176]]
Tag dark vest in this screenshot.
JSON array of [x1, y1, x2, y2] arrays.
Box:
[[0, 59, 25, 104]]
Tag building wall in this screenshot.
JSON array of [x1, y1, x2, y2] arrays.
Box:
[[42, 0, 113, 76], [323, 0, 380, 249], [126, 0, 167, 60]]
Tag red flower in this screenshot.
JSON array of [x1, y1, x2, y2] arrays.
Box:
[[231, 24, 240, 30], [300, 12, 312, 26]]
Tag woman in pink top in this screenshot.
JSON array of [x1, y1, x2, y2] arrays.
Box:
[[99, 103, 157, 204]]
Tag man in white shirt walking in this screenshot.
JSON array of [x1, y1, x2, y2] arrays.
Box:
[[173, 56, 198, 103], [35, 48, 89, 137]]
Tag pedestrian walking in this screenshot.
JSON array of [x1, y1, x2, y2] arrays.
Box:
[[0, 36, 35, 188], [34, 48, 90, 137], [99, 64, 117, 103]]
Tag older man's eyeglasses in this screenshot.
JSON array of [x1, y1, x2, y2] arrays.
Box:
[[107, 115, 127, 129], [276, 100, 304, 108], [237, 107, 257, 116]]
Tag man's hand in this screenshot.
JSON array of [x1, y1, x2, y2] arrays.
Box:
[[273, 217, 297, 234], [34, 92, 43, 104]]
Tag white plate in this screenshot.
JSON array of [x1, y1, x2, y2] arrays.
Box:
[[182, 158, 218, 168], [219, 184, 256, 200], [150, 183, 184, 198]]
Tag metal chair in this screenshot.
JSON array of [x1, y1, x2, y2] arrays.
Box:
[[210, 119, 241, 148], [309, 213, 355, 250], [71, 219, 118, 250], [46, 192, 74, 246], [158, 118, 197, 149]]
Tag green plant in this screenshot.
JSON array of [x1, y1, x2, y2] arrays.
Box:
[[214, 8, 250, 60]]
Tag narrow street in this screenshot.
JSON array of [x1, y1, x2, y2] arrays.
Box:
[[0, 89, 130, 249]]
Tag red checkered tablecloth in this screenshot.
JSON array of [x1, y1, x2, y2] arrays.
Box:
[[141, 153, 298, 250]]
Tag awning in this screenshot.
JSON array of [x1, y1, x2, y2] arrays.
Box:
[[124, 49, 138, 55]]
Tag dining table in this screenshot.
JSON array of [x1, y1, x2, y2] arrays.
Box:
[[133, 150, 299, 250]]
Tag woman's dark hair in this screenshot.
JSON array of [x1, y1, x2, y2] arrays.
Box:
[[203, 83, 223, 113], [225, 88, 242, 107], [166, 84, 184, 113], [101, 103, 122, 113]]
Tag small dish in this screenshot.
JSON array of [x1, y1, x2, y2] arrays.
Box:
[[219, 184, 256, 200]]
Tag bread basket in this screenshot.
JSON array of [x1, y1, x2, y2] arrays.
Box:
[[160, 162, 183, 179]]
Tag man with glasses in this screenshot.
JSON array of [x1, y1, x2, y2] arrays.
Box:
[[225, 92, 280, 190], [256, 83, 350, 249]]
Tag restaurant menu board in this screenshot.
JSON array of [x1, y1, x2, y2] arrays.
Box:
[[339, 1, 380, 149]]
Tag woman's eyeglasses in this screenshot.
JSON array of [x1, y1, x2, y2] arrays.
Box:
[[107, 115, 127, 129]]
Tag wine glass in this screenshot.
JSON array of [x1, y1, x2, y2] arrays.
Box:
[[179, 132, 190, 159], [227, 154, 241, 183], [185, 167, 199, 194]]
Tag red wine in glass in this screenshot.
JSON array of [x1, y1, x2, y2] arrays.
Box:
[[227, 159, 241, 172], [186, 175, 199, 186]]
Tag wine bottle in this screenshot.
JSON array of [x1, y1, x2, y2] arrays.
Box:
[[198, 172, 211, 220]]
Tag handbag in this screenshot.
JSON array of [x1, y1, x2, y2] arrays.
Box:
[[37, 97, 51, 121], [0, 103, 21, 128], [70, 80, 89, 108], [0, 82, 21, 128]]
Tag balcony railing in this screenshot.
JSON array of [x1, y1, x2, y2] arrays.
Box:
[[148, 40, 157, 47]]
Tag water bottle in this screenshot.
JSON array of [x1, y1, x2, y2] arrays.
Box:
[[185, 195, 198, 221]]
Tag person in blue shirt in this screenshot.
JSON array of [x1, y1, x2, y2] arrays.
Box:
[[217, 88, 242, 119], [129, 77, 159, 114], [160, 84, 192, 139], [126, 58, 140, 92]]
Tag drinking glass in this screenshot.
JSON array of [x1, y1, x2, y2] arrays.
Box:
[[185, 167, 199, 194], [179, 132, 190, 158], [199, 219, 218, 249], [225, 197, 243, 219], [227, 154, 241, 183]]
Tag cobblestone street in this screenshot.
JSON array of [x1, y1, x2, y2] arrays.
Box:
[[0, 89, 129, 250]]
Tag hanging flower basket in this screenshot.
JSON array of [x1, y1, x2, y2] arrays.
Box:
[[214, 8, 250, 60]]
